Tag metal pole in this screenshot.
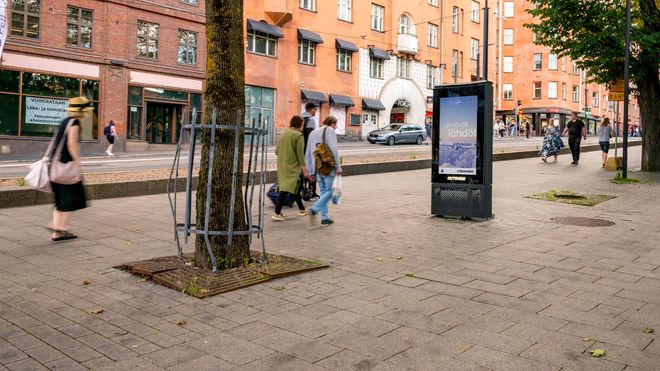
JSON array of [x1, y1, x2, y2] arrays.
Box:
[[482, 0, 489, 81], [614, 101, 619, 158], [476, 52, 481, 80], [622, 0, 632, 178]]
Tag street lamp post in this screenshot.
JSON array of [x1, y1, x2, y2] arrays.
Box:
[[482, 0, 489, 81], [622, 0, 632, 178]]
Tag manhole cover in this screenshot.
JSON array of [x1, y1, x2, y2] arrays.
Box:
[[552, 217, 615, 227]]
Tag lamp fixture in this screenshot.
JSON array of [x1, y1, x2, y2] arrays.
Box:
[[385, 49, 395, 56]]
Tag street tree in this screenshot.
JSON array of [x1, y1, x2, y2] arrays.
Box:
[[527, 0, 660, 171], [195, 0, 251, 269]]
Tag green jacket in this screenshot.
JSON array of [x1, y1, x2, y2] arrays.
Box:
[[275, 128, 304, 194]]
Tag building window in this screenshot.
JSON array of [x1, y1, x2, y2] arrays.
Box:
[[371, 3, 384, 31], [503, 83, 513, 100], [178, 30, 197, 64], [504, 1, 514, 18], [298, 39, 316, 64], [428, 0, 438, 6], [338, 0, 352, 22], [470, 38, 479, 60], [397, 58, 411, 79], [533, 53, 542, 70], [572, 85, 579, 102], [592, 92, 599, 107], [426, 65, 437, 89], [573, 63, 579, 75], [460, 51, 464, 78], [300, 0, 315, 11], [337, 49, 352, 72], [451, 49, 458, 77], [11, 0, 40, 38], [533, 81, 542, 99], [180, 0, 197, 4], [548, 54, 558, 70], [562, 57, 567, 72], [548, 81, 557, 99], [137, 21, 159, 59], [503, 56, 513, 72], [503, 29, 513, 45], [452, 7, 459, 33], [471, 1, 480, 23], [561, 82, 567, 100], [428, 23, 438, 47], [370, 57, 383, 79], [247, 30, 277, 57], [399, 14, 414, 34], [66, 6, 93, 48]]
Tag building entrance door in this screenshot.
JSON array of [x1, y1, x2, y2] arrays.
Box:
[[145, 103, 184, 144]]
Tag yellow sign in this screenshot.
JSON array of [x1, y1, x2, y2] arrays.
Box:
[[608, 92, 625, 101], [609, 80, 625, 92]]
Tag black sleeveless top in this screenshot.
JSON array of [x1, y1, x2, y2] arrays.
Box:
[[50, 117, 80, 164]]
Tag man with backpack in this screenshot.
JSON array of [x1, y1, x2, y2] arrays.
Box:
[[305, 116, 342, 226]]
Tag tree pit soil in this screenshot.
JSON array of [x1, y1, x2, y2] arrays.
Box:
[[524, 189, 616, 207]]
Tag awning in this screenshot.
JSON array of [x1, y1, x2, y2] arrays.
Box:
[[301, 89, 327, 103], [329, 94, 355, 107], [246, 19, 284, 38], [298, 29, 324, 43], [362, 98, 386, 111], [335, 38, 359, 52], [369, 47, 390, 60]]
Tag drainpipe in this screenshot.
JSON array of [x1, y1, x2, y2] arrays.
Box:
[[440, 0, 445, 84], [497, 0, 503, 111]]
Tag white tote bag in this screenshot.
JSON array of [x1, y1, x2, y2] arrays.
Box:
[[24, 121, 69, 191], [332, 175, 342, 205]]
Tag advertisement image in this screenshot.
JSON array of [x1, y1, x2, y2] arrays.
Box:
[[438, 95, 478, 175]]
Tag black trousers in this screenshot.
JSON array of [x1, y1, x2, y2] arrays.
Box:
[[568, 136, 581, 162], [275, 191, 304, 214]]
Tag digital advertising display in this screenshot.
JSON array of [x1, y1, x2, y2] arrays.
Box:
[[438, 95, 478, 175]]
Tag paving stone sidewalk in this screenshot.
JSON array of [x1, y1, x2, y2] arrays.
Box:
[[1, 147, 659, 370]]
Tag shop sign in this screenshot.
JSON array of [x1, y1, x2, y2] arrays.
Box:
[[438, 96, 478, 175], [25, 97, 69, 125], [395, 99, 411, 108]]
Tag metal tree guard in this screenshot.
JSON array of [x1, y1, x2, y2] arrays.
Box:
[[167, 107, 269, 272]]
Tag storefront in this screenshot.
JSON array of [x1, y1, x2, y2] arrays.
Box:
[[0, 68, 100, 141]]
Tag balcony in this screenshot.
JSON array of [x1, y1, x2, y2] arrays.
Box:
[[397, 33, 419, 55], [264, 0, 293, 26]]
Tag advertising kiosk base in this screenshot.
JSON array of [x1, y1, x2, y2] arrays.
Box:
[[431, 183, 493, 220]]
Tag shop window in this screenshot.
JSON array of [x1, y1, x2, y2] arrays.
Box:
[[0, 70, 21, 93], [22, 73, 80, 97], [66, 6, 93, 48], [143, 87, 188, 101], [137, 21, 159, 59], [247, 30, 277, 57], [370, 57, 383, 79], [128, 86, 143, 106], [11, 0, 40, 39], [298, 40, 316, 65], [178, 30, 198, 64], [82, 80, 99, 101], [0, 95, 20, 136], [336, 49, 352, 72]]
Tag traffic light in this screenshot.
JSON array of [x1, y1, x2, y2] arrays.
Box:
[[518, 108, 523, 118], [517, 100, 522, 106]]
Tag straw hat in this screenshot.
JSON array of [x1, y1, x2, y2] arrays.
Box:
[[67, 96, 94, 112]]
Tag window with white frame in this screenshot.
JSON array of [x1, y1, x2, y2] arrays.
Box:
[[573, 63, 579, 74], [299, 0, 315, 11], [371, 3, 384, 31], [337, 49, 352, 72], [533, 81, 542, 98], [503, 29, 513, 45], [533, 53, 542, 70], [471, 1, 480, 23], [470, 38, 479, 60], [426, 65, 437, 89], [504, 1, 514, 17], [572, 85, 579, 102], [370, 57, 383, 78], [503, 83, 513, 100], [548, 81, 557, 98], [428, 0, 438, 6], [298, 39, 315, 64], [503, 56, 513, 72], [428, 23, 438, 47], [561, 82, 567, 100], [592, 91, 599, 107], [338, 0, 352, 22], [396, 57, 411, 79], [562, 57, 567, 72], [452, 49, 458, 77], [452, 7, 459, 33], [247, 30, 277, 57], [399, 14, 414, 34], [549, 54, 558, 70], [137, 21, 159, 59]]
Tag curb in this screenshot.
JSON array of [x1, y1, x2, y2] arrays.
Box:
[[0, 141, 641, 209]]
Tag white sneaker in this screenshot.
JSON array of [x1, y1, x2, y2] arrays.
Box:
[[271, 213, 285, 221], [107, 152, 114, 156]]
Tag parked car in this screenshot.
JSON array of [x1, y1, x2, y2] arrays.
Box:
[[367, 124, 427, 145]]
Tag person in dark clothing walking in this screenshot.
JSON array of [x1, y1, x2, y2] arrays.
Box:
[[525, 121, 531, 139], [301, 102, 320, 200], [273, 116, 308, 221], [562, 112, 587, 165]]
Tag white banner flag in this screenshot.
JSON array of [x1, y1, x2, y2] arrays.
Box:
[[0, 0, 8, 57]]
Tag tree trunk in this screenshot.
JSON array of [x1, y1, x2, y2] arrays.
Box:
[[636, 69, 660, 172], [194, 0, 250, 269]]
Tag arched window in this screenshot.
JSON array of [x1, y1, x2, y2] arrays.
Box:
[[399, 14, 415, 34]]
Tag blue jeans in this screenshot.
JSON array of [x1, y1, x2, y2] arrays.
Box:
[[311, 174, 334, 221]]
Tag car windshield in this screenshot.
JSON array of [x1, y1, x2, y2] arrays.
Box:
[[384, 124, 402, 131]]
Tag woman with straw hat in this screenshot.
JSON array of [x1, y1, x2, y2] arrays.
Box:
[[47, 96, 93, 241]]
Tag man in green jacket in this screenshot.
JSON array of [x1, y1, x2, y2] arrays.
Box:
[[273, 116, 309, 221]]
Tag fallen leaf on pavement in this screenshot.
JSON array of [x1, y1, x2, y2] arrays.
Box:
[[90, 308, 104, 314], [583, 337, 591, 341], [643, 326, 654, 334], [376, 257, 383, 261], [136, 278, 147, 283], [274, 286, 285, 291], [396, 256, 403, 260], [177, 320, 187, 326], [589, 349, 606, 358], [81, 279, 92, 286]]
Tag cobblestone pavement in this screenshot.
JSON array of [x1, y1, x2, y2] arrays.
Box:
[[1, 147, 660, 370]]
